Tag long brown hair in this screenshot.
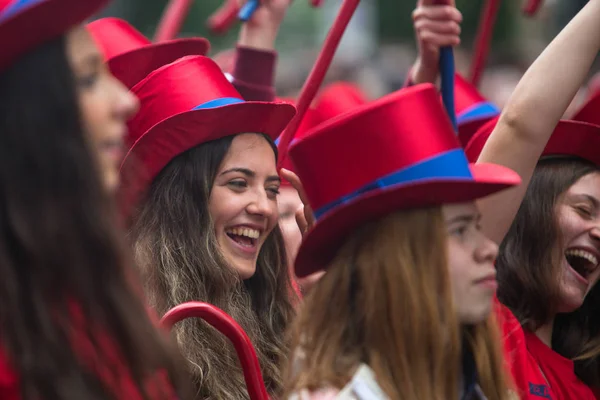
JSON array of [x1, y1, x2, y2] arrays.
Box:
[[130, 134, 296, 399], [0, 36, 189, 399], [284, 208, 509, 399], [497, 157, 600, 388]]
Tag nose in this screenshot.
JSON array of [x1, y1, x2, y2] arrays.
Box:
[[590, 224, 600, 242], [246, 188, 276, 219], [111, 76, 139, 122], [474, 233, 499, 264]]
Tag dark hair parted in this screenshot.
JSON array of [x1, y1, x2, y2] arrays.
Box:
[[496, 156, 600, 387], [0, 36, 189, 399], [130, 133, 296, 399]]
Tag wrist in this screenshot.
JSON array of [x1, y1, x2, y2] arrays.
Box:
[[238, 24, 279, 50], [411, 58, 439, 85]]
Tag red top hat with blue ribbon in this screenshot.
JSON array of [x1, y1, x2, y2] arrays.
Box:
[[87, 18, 209, 89], [455, 74, 500, 147], [277, 82, 368, 181], [0, 0, 108, 71], [464, 116, 600, 166], [120, 55, 296, 211], [289, 84, 521, 277]]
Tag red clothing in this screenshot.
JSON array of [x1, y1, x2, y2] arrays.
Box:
[[0, 304, 175, 399], [231, 45, 276, 102], [496, 299, 598, 399]]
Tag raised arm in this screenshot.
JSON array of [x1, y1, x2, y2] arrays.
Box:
[[477, 0, 600, 244]]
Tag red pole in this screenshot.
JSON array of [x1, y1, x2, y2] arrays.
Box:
[[153, 0, 194, 42], [469, 0, 501, 87], [277, 0, 361, 168], [522, 0, 543, 17]]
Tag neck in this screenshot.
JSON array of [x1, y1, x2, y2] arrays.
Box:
[[535, 317, 555, 347]]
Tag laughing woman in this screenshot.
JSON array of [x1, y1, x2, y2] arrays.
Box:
[[122, 55, 297, 399], [282, 85, 520, 400], [0, 0, 188, 399], [461, 1, 600, 397]]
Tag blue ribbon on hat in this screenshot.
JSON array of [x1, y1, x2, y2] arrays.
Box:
[[457, 102, 499, 125], [314, 148, 472, 219], [0, 0, 45, 21], [192, 97, 244, 110]]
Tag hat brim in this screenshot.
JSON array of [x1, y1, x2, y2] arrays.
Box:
[[108, 38, 210, 89], [465, 117, 600, 165], [294, 162, 520, 277], [0, 0, 109, 71], [120, 101, 296, 211]]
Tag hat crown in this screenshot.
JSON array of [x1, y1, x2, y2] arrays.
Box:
[[0, 0, 43, 20], [87, 18, 150, 61], [289, 84, 472, 216], [312, 82, 367, 123], [127, 55, 243, 145]]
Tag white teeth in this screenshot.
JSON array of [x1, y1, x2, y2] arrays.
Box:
[[566, 249, 599, 268], [226, 227, 260, 239]]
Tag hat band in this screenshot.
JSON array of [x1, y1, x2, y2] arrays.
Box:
[[0, 0, 43, 21], [457, 102, 499, 125], [192, 97, 244, 110], [314, 148, 473, 219]]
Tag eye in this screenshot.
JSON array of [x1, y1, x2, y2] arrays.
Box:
[[227, 180, 247, 190], [575, 205, 593, 218], [266, 186, 280, 199], [451, 225, 468, 237], [77, 72, 99, 90]]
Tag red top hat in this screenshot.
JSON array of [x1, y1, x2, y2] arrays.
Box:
[[277, 82, 368, 182], [120, 55, 296, 211], [455, 74, 500, 147], [87, 18, 209, 89], [464, 116, 600, 166], [572, 91, 600, 126], [0, 0, 108, 72], [289, 84, 521, 277]]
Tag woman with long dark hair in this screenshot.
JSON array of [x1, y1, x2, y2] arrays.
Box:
[[461, 0, 600, 397], [122, 55, 297, 399], [0, 0, 189, 398]]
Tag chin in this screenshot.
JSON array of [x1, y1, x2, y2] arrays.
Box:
[[227, 258, 257, 280], [459, 304, 492, 325], [556, 282, 587, 313]]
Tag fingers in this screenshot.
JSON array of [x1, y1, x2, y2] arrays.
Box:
[[412, 5, 462, 23], [412, 5, 461, 49], [295, 207, 308, 236], [414, 20, 461, 47], [281, 168, 316, 235], [280, 168, 309, 207]]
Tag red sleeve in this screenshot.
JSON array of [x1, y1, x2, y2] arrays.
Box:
[[231, 45, 277, 102], [0, 347, 19, 400]]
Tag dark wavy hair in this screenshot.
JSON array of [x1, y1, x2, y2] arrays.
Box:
[[497, 157, 600, 388], [0, 35, 189, 399], [130, 133, 296, 399]]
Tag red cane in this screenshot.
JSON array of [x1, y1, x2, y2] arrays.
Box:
[[277, 0, 361, 168], [161, 302, 269, 400], [154, 0, 194, 42], [469, 0, 501, 87], [522, 0, 543, 17]]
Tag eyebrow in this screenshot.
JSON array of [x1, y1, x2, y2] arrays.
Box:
[[446, 213, 481, 225], [220, 167, 281, 183]]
